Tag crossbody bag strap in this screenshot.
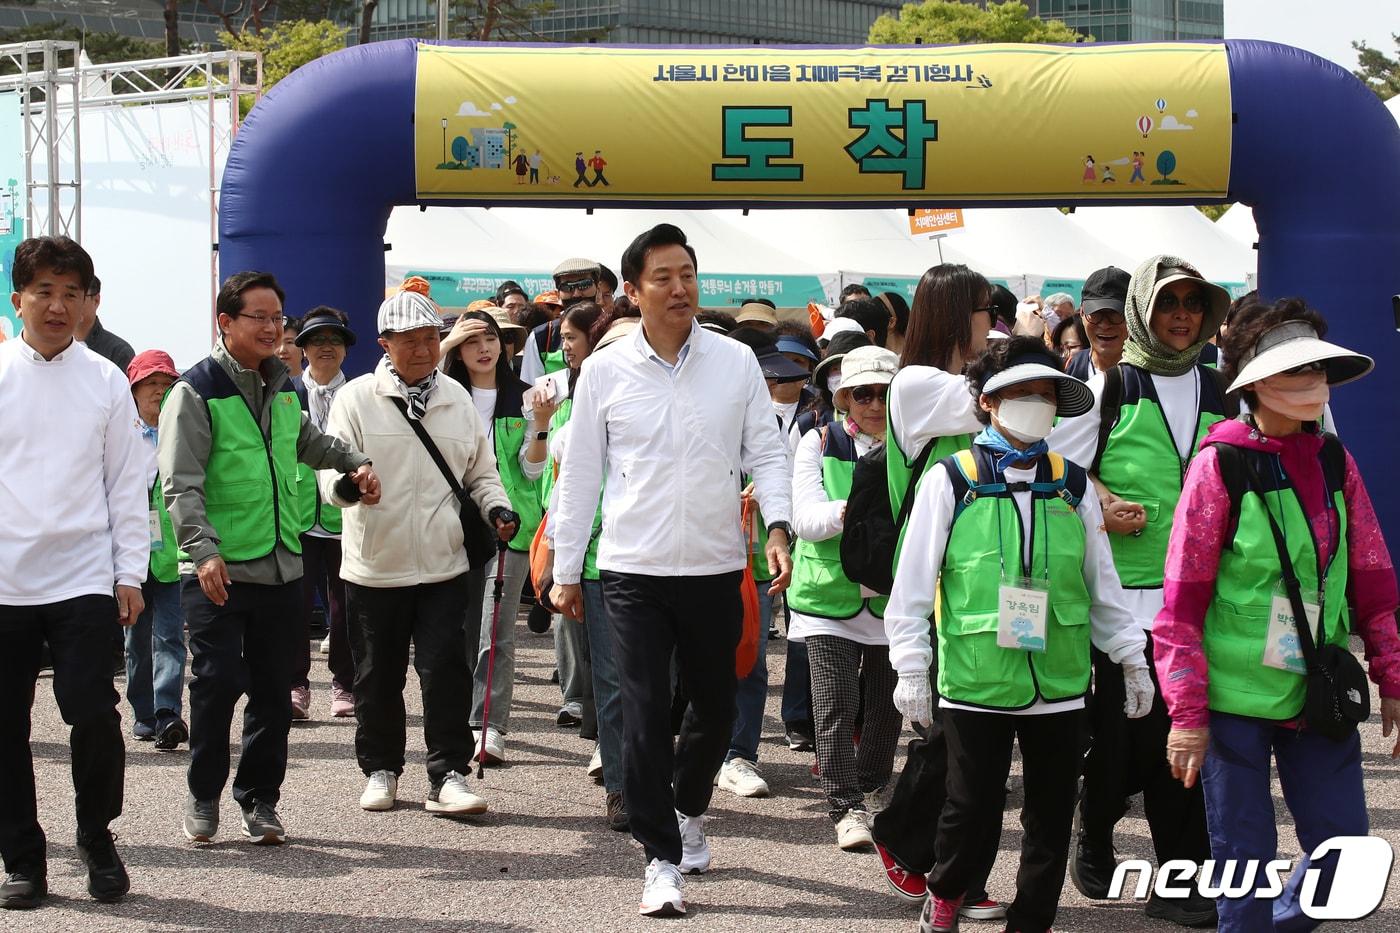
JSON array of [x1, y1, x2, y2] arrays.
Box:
[[389, 396, 467, 505]]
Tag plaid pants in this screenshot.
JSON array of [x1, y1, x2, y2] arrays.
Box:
[[806, 634, 902, 820]]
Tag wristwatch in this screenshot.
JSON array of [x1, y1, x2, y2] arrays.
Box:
[[535, 431, 549, 441], [766, 521, 794, 541]]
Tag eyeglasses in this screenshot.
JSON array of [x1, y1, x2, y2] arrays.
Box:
[[849, 385, 888, 405], [306, 334, 345, 347], [1084, 309, 1126, 326], [1281, 360, 1327, 376], [556, 279, 597, 295], [971, 305, 998, 316], [1156, 292, 1207, 314], [238, 312, 286, 328]]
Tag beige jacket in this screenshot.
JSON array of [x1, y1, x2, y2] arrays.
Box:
[[319, 359, 511, 588]]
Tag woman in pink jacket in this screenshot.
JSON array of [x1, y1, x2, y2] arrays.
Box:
[[1154, 297, 1400, 932]]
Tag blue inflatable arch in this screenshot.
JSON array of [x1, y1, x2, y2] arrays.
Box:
[[220, 39, 1400, 532]]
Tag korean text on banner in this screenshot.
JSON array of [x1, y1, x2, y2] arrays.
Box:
[[414, 43, 1231, 203]]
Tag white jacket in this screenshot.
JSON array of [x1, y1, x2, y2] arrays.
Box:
[[319, 359, 512, 588]]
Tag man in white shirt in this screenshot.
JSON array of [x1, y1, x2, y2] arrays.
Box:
[[0, 236, 149, 909], [550, 224, 793, 918]]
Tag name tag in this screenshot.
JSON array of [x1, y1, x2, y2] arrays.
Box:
[[149, 509, 163, 551], [1263, 585, 1317, 676], [998, 577, 1049, 653]]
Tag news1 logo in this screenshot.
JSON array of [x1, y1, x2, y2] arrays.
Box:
[[1108, 836, 1394, 921]]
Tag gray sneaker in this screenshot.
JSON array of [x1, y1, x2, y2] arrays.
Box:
[[240, 802, 286, 845], [183, 795, 218, 843]]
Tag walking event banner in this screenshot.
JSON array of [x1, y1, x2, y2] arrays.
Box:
[[414, 42, 1231, 203]]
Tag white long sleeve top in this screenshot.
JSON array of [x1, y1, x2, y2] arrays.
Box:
[[0, 336, 150, 604], [887, 364, 985, 464], [884, 459, 1145, 710], [551, 320, 792, 584]]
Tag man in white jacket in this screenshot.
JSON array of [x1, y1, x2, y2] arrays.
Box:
[[320, 289, 517, 817]]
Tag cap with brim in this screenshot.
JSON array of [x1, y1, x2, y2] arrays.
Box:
[[595, 318, 640, 352], [489, 307, 525, 334], [534, 290, 561, 306], [1148, 270, 1230, 328], [757, 348, 810, 383], [775, 336, 818, 364], [1227, 320, 1374, 392], [735, 302, 778, 326], [553, 257, 601, 279], [834, 346, 898, 410], [295, 312, 357, 348], [981, 357, 1094, 418], [817, 316, 863, 344], [378, 291, 443, 335], [127, 349, 179, 386], [1080, 265, 1130, 315], [812, 331, 872, 385]]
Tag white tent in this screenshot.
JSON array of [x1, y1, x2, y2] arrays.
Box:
[[1214, 203, 1257, 248], [924, 207, 1136, 281], [1066, 206, 1257, 285]]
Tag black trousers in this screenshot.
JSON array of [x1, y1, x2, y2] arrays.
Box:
[[347, 574, 474, 783], [930, 708, 1084, 933], [1079, 638, 1210, 865], [184, 577, 299, 808], [0, 596, 124, 871], [295, 535, 353, 691], [602, 570, 741, 866]]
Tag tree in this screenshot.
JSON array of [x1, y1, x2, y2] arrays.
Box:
[[217, 19, 347, 89], [358, 0, 379, 46], [1352, 34, 1399, 101], [201, 0, 278, 36], [164, 0, 182, 58], [451, 1, 557, 42], [869, 0, 1087, 45]]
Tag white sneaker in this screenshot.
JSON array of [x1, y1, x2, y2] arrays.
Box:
[[425, 770, 488, 815], [639, 858, 686, 917], [359, 770, 397, 811], [319, 635, 331, 654], [865, 784, 893, 814], [474, 727, 506, 765], [676, 810, 711, 874], [717, 758, 770, 798], [835, 809, 874, 851], [586, 744, 604, 781]]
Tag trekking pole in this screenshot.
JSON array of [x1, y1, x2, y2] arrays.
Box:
[[476, 539, 508, 780]]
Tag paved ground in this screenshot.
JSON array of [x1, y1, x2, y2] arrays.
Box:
[[14, 617, 1400, 932]]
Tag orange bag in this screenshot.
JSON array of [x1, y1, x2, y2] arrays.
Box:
[[529, 513, 551, 597], [736, 496, 761, 679]]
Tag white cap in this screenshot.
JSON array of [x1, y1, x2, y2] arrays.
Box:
[[378, 291, 443, 335], [981, 357, 1094, 417], [1227, 319, 1373, 392], [834, 346, 898, 410]]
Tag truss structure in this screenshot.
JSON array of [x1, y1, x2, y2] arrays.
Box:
[[0, 40, 82, 240]]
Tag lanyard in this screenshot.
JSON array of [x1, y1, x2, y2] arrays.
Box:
[[1153, 369, 1201, 483], [1268, 456, 1339, 617], [993, 485, 1051, 582]]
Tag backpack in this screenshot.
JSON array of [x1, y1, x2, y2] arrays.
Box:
[[1209, 434, 1346, 530], [839, 438, 937, 595], [945, 447, 1087, 524], [1092, 363, 1239, 474]]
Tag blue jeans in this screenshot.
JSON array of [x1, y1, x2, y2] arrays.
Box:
[[781, 610, 811, 727], [726, 589, 771, 763], [124, 577, 185, 727], [582, 580, 624, 793], [1201, 712, 1367, 933]]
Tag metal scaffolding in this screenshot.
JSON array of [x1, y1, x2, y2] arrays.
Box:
[[0, 40, 82, 241]]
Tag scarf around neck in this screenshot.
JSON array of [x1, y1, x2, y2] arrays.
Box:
[[303, 369, 346, 429], [387, 357, 438, 420], [975, 425, 1048, 473]]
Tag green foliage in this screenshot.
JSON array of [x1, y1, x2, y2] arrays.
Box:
[[869, 0, 1087, 45], [217, 19, 347, 89], [1196, 204, 1229, 221], [1352, 34, 1399, 101], [0, 22, 167, 65]]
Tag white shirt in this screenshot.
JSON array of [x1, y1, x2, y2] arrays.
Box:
[[552, 319, 792, 584], [788, 427, 886, 645], [470, 386, 497, 438], [0, 336, 150, 604], [884, 458, 1145, 712], [887, 364, 985, 463], [519, 330, 545, 387]]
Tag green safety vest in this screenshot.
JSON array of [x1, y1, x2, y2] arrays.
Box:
[[789, 426, 887, 619], [1204, 445, 1350, 720], [533, 320, 568, 376], [485, 380, 544, 552], [1096, 364, 1228, 589], [888, 410, 972, 569], [178, 357, 303, 563], [148, 474, 179, 584], [937, 446, 1093, 710]]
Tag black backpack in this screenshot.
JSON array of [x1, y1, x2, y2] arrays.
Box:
[[840, 439, 936, 595]]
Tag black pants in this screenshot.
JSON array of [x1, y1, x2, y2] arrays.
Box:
[[930, 708, 1084, 933], [0, 596, 124, 871], [347, 574, 474, 783], [295, 535, 353, 691], [184, 577, 299, 808], [1079, 638, 1210, 865], [602, 570, 741, 866]]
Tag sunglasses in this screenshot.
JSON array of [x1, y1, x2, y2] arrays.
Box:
[[306, 334, 345, 347], [1155, 291, 1207, 314], [849, 385, 888, 405], [1281, 360, 1327, 376], [556, 278, 597, 295], [1084, 309, 1126, 326]]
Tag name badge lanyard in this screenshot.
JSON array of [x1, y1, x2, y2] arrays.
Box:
[[1154, 371, 1201, 484], [994, 487, 1052, 584]]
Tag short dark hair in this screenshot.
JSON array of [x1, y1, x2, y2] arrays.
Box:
[[11, 236, 95, 293], [695, 309, 736, 333], [988, 284, 1018, 330], [512, 303, 550, 332], [216, 271, 285, 321], [775, 319, 819, 353], [965, 336, 1062, 425], [598, 264, 618, 293], [744, 297, 776, 310], [282, 315, 303, 335], [304, 305, 349, 325], [902, 264, 992, 371], [880, 291, 910, 337], [590, 298, 642, 347], [495, 280, 527, 304], [1221, 297, 1328, 411], [1051, 314, 1088, 352], [87, 274, 102, 297], [621, 223, 697, 286], [838, 297, 890, 348], [839, 283, 872, 302]]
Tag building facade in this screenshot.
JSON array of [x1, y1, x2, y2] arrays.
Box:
[[1027, 0, 1225, 43]]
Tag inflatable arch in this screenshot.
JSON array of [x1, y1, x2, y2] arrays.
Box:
[[220, 39, 1400, 532]]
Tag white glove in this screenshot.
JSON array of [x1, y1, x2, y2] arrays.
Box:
[[893, 672, 933, 727], [1121, 659, 1156, 719]]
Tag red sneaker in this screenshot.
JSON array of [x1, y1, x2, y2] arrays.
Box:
[[810, 757, 820, 778], [958, 898, 1006, 921], [875, 841, 927, 904]]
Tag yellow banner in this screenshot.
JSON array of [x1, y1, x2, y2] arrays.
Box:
[[415, 43, 1230, 203]]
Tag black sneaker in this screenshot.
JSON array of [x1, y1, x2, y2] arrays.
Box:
[[0, 866, 47, 910], [1069, 835, 1118, 900], [184, 794, 219, 843], [154, 717, 189, 751], [785, 724, 815, 753], [240, 802, 286, 845], [556, 702, 583, 727], [1146, 890, 1219, 928], [75, 830, 129, 903], [606, 791, 630, 832]]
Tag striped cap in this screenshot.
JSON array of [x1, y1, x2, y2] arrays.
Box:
[[377, 290, 443, 335]]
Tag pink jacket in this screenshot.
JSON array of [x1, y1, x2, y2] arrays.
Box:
[[1154, 419, 1400, 729]]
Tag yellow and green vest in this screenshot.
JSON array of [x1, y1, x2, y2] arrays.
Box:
[[483, 379, 544, 553]]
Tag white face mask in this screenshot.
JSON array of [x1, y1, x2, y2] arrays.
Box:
[[996, 395, 1058, 443], [826, 370, 843, 394]]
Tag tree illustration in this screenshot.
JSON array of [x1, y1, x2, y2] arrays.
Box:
[[451, 136, 470, 163], [1156, 150, 1177, 179]]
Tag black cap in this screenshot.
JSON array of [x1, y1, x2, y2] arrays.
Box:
[[1081, 266, 1131, 315], [812, 330, 874, 385], [295, 311, 357, 347], [728, 328, 810, 383]]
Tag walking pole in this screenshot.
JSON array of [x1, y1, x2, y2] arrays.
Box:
[[476, 538, 508, 780]]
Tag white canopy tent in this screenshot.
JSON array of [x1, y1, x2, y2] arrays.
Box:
[[1066, 205, 1257, 286], [920, 207, 1136, 281], [1214, 202, 1257, 248]]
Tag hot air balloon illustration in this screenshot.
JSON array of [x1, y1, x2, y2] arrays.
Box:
[[1155, 97, 1167, 114], [1137, 115, 1153, 138]]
